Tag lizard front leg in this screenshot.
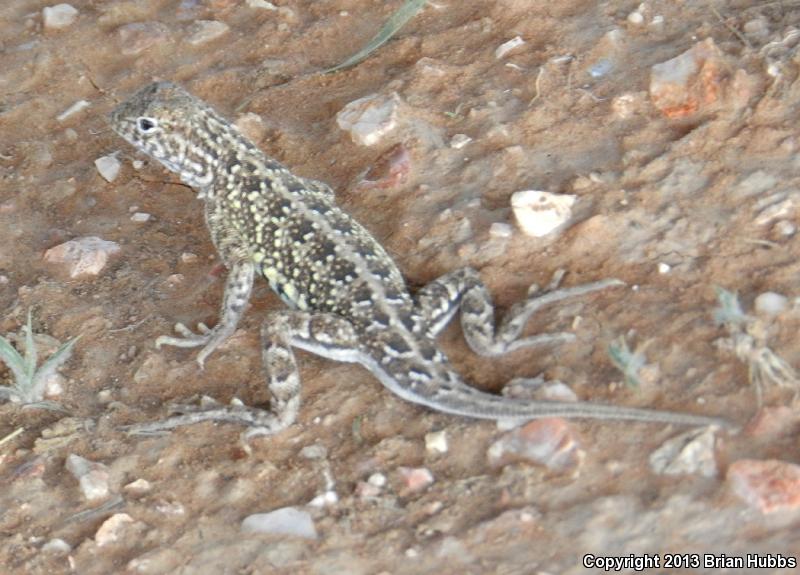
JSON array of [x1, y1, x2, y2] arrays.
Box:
[[125, 310, 361, 435], [156, 259, 255, 369]]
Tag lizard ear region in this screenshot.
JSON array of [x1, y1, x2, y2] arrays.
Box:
[[136, 117, 159, 134]]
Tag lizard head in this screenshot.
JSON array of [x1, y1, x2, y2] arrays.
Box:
[[110, 81, 227, 188]]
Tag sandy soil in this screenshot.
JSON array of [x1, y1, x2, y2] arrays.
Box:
[[2, 0, 800, 573]]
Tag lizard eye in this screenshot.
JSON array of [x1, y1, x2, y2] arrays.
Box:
[[136, 117, 158, 133]]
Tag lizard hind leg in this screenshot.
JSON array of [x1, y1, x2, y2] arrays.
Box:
[[415, 267, 623, 356], [259, 310, 363, 428]]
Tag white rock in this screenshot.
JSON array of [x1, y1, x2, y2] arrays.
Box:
[[336, 93, 401, 146], [510, 190, 576, 237], [425, 431, 448, 454], [367, 472, 387, 487], [241, 507, 318, 539], [186, 20, 229, 45], [56, 100, 90, 122], [657, 262, 671, 274], [43, 372, 65, 398], [42, 538, 71, 553], [495, 36, 525, 59], [754, 292, 788, 316], [65, 454, 111, 501], [449, 133, 472, 149], [489, 222, 513, 239], [130, 212, 151, 223], [123, 478, 152, 495], [43, 4, 78, 29], [155, 501, 185, 516], [299, 444, 327, 459], [95, 513, 135, 546], [44, 236, 121, 278], [247, 0, 277, 9], [627, 10, 644, 25], [95, 154, 121, 182], [308, 490, 338, 507], [649, 427, 718, 477], [775, 220, 796, 237]]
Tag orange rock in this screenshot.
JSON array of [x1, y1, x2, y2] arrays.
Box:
[[650, 38, 727, 119], [727, 458, 800, 513]]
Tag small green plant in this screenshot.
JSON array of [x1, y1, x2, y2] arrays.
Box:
[[608, 335, 648, 389], [0, 310, 79, 409], [714, 287, 798, 406], [324, 0, 427, 73]]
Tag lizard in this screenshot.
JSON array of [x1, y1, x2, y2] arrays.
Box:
[[110, 82, 730, 434]]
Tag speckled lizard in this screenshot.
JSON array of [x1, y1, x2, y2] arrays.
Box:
[[111, 82, 729, 434]]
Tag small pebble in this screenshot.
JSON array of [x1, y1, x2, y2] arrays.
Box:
[[489, 222, 513, 239], [336, 93, 401, 146], [367, 472, 387, 487], [495, 36, 525, 59], [95, 154, 121, 183], [180, 252, 199, 264], [511, 190, 576, 237], [449, 133, 472, 149], [42, 538, 72, 553], [589, 58, 614, 78], [130, 212, 151, 223], [246, 0, 277, 8], [155, 501, 185, 516], [241, 507, 318, 539], [488, 419, 584, 472], [649, 427, 718, 477], [657, 262, 671, 274], [56, 100, 90, 122], [627, 10, 644, 25], [308, 490, 338, 507], [356, 481, 382, 499], [754, 291, 788, 316], [397, 466, 434, 494], [186, 20, 229, 45], [43, 373, 64, 398], [43, 3, 78, 29], [775, 220, 796, 237], [424, 430, 448, 454], [95, 513, 134, 546], [123, 478, 152, 496], [65, 454, 111, 501], [299, 444, 328, 459], [44, 236, 121, 278], [728, 458, 800, 514]]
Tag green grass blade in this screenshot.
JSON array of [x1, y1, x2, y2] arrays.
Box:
[[23, 310, 37, 389], [0, 335, 26, 387], [323, 0, 427, 73], [0, 386, 22, 402], [30, 335, 80, 400]]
